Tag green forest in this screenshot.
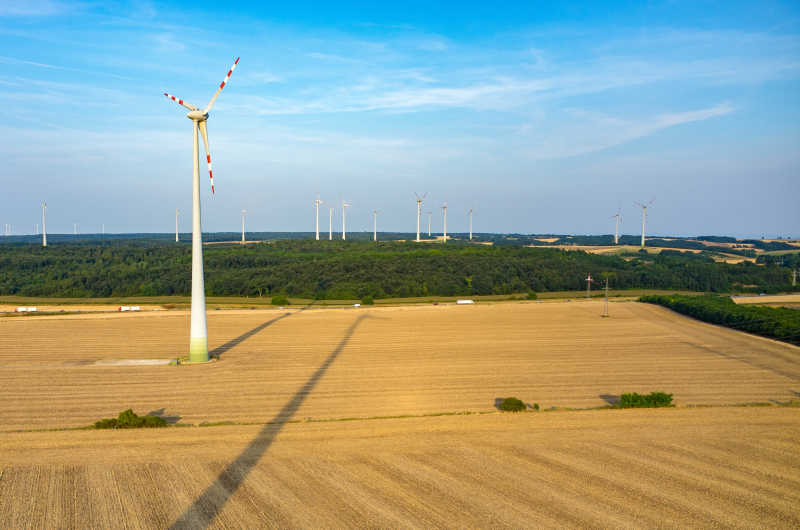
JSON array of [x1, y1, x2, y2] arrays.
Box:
[[640, 294, 800, 346], [0, 240, 795, 299]]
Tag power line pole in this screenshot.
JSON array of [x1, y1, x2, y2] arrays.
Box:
[[586, 273, 593, 299]]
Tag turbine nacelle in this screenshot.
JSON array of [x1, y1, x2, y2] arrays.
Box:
[[186, 110, 209, 121]]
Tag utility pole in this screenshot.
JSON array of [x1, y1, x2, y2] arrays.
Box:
[[586, 273, 593, 299]]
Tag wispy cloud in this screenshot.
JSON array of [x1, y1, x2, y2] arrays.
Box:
[[0, 0, 70, 16]]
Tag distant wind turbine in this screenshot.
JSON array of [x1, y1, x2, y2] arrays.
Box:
[[329, 207, 334, 240], [441, 203, 448, 244], [634, 199, 654, 248], [41, 202, 47, 247], [341, 200, 352, 240], [241, 209, 247, 244], [373, 209, 381, 241], [468, 208, 474, 241], [175, 209, 179, 242], [314, 195, 324, 241], [611, 211, 622, 245], [163, 56, 239, 363], [427, 211, 432, 237], [414, 192, 426, 242]]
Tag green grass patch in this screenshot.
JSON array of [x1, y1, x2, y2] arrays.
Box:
[[618, 392, 673, 408]]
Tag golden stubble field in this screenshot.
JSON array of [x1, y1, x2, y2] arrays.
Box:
[[1, 301, 799, 430], [1, 301, 799, 528]]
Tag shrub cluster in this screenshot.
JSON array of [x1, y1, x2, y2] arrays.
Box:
[[640, 294, 800, 346], [499, 397, 527, 412], [94, 409, 167, 429], [271, 295, 290, 306], [618, 392, 673, 408]]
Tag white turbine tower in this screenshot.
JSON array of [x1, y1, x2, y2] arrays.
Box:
[[635, 199, 654, 248], [414, 192, 426, 242], [612, 211, 622, 245], [329, 207, 334, 240], [74, 223, 78, 235], [41, 202, 47, 247], [468, 208, 474, 241], [314, 195, 324, 241], [163, 56, 239, 363], [373, 209, 380, 241], [241, 209, 247, 244], [341, 200, 352, 240], [427, 211, 432, 237], [441, 203, 448, 244], [175, 209, 180, 242]]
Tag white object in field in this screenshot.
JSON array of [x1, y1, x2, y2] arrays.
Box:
[[241, 209, 246, 243], [353, 303, 361, 307], [314, 196, 324, 241], [119, 306, 130, 312], [131, 306, 141, 311], [414, 192, 426, 242], [175, 208, 179, 242], [15, 306, 38, 312], [468, 208, 473, 240], [456, 299, 474, 304], [164, 56, 239, 362], [328, 207, 334, 240], [373, 209, 380, 241], [341, 200, 351, 240], [441, 203, 447, 243], [41, 202, 47, 247], [635, 199, 654, 248], [586, 273, 593, 298]]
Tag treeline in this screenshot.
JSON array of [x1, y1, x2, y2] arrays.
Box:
[[0, 241, 795, 299], [639, 294, 800, 346]]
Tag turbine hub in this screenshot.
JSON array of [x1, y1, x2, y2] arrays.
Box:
[[187, 110, 209, 121]]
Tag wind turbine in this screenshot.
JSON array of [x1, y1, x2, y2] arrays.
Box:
[[241, 209, 247, 244], [611, 211, 622, 245], [163, 56, 239, 363], [441, 203, 448, 244], [634, 199, 654, 248], [427, 211, 432, 237], [341, 200, 352, 240], [175, 209, 180, 242], [373, 209, 381, 241], [468, 208, 474, 241], [74, 223, 78, 235], [329, 207, 334, 240], [414, 192, 426, 242], [314, 195, 324, 241], [41, 202, 47, 247]]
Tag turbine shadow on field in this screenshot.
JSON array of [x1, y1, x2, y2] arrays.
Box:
[[170, 313, 371, 529], [146, 408, 181, 425], [211, 305, 311, 359]]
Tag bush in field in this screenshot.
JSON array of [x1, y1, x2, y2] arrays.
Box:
[[271, 295, 289, 306], [499, 397, 527, 412], [527, 291, 538, 300], [361, 295, 374, 305], [618, 392, 673, 408], [94, 409, 167, 429]]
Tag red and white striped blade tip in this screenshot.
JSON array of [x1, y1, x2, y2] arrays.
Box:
[[219, 57, 240, 89]]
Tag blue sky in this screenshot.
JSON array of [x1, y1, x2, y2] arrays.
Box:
[[1, 1, 798, 237]]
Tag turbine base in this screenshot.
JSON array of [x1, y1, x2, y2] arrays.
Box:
[[189, 337, 209, 363]]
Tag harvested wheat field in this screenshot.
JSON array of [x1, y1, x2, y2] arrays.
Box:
[[0, 408, 799, 528], [1, 301, 799, 431], [1, 300, 800, 528]]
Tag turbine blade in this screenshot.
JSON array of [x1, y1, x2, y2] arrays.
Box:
[[205, 57, 240, 113], [198, 121, 215, 195], [163, 92, 197, 111]]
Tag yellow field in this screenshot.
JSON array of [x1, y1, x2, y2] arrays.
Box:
[[1, 301, 799, 527]]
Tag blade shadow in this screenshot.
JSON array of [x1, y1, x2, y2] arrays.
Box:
[[170, 313, 371, 529], [211, 304, 312, 359]]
